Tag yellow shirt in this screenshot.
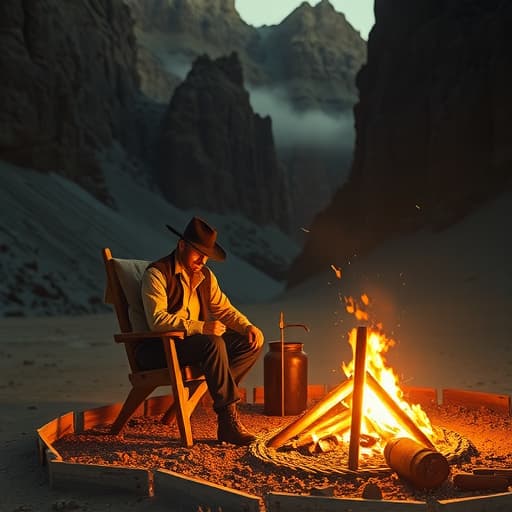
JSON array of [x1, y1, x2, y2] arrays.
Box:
[[141, 253, 252, 336]]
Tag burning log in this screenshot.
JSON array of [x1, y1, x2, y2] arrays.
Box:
[[366, 372, 435, 449], [348, 326, 367, 470], [266, 378, 353, 449], [292, 409, 351, 448], [384, 437, 449, 489], [314, 434, 343, 454]]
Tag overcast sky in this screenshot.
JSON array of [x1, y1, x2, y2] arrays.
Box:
[[235, 0, 375, 40]]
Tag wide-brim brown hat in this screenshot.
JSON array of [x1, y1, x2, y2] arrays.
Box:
[[166, 217, 226, 261]]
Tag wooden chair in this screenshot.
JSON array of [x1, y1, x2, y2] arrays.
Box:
[[102, 247, 208, 447]]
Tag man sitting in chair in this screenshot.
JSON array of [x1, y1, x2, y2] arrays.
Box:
[[136, 216, 265, 445]]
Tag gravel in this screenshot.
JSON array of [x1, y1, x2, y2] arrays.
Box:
[[54, 402, 512, 502]]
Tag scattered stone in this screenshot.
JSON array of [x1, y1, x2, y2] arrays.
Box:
[[362, 481, 383, 499]]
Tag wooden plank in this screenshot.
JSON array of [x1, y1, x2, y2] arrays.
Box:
[[37, 412, 74, 462], [253, 386, 264, 404], [36, 437, 60, 466], [307, 384, 327, 404], [253, 385, 327, 406], [265, 492, 425, 511], [442, 389, 511, 415], [37, 411, 74, 444], [437, 492, 512, 511], [49, 460, 151, 496], [77, 403, 125, 431], [402, 386, 438, 406], [154, 469, 261, 512]]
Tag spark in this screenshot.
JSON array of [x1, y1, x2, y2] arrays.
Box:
[[330, 264, 342, 279]]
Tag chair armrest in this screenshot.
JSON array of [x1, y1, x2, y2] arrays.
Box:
[[114, 330, 185, 344]]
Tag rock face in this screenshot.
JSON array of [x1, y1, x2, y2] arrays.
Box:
[[125, 0, 265, 100], [255, 0, 366, 111], [157, 52, 291, 231], [126, 0, 366, 112], [127, 0, 366, 233], [288, 0, 512, 285], [0, 0, 142, 201]]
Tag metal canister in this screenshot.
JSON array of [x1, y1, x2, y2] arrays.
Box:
[[264, 341, 308, 416], [384, 437, 450, 489]]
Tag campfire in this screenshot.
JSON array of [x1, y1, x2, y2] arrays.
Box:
[[262, 294, 452, 489]]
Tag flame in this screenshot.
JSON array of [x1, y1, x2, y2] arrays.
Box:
[[337, 294, 436, 452]]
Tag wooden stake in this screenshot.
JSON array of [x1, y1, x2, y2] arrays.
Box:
[[266, 378, 353, 448], [366, 372, 435, 449], [348, 326, 367, 471]]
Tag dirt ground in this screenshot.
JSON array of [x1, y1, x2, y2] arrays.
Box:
[[53, 402, 512, 503]]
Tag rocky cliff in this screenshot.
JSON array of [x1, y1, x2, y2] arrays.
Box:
[[157, 52, 291, 235], [127, 0, 365, 233], [126, 0, 366, 112], [255, 0, 366, 111], [288, 0, 512, 285], [0, 0, 143, 201]]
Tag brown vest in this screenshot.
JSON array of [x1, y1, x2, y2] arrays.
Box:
[[148, 251, 212, 321]]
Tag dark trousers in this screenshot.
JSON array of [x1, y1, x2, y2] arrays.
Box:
[[135, 331, 262, 412]]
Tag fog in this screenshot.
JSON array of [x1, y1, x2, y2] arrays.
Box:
[[157, 50, 355, 156], [248, 85, 355, 151]]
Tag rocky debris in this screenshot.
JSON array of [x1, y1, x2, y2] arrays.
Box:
[[0, 0, 144, 203], [157, 52, 291, 232], [289, 0, 512, 285]]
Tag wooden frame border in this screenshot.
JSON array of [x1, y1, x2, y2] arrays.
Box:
[[36, 388, 512, 510]]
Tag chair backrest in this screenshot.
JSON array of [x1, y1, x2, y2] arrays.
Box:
[[102, 248, 150, 333]]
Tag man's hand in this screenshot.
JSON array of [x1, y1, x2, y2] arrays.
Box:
[[203, 320, 226, 336], [246, 324, 264, 350]]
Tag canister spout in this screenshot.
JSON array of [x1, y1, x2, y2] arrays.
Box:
[[283, 323, 309, 332]]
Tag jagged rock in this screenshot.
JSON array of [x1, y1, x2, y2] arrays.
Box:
[[126, 0, 366, 113], [127, 0, 365, 232], [157, 52, 291, 232], [255, 0, 366, 111], [0, 0, 141, 202], [125, 0, 265, 97], [288, 0, 512, 285]]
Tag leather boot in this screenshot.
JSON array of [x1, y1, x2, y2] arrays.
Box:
[[217, 403, 256, 445]]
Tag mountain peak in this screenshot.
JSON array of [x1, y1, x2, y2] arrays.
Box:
[[282, 0, 350, 32]]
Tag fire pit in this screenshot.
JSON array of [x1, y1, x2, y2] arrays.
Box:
[[37, 294, 512, 510], [252, 325, 474, 490]]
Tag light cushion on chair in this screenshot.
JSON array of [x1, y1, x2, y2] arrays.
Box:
[[112, 258, 150, 331]]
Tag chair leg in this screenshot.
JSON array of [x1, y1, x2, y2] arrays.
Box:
[[162, 336, 210, 447], [162, 381, 208, 424], [174, 382, 194, 447], [110, 385, 156, 434]]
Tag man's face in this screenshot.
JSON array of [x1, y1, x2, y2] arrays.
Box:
[[179, 240, 208, 274]]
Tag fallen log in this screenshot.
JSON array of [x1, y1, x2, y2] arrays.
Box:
[[454, 473, 510, 491]]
